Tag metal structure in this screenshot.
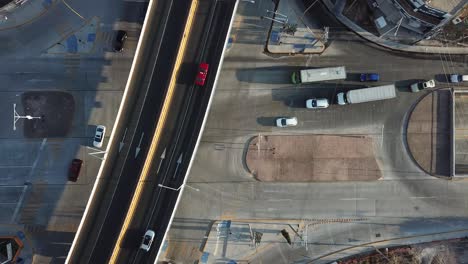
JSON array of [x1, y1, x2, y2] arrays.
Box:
[[13, 103, 41, 131]]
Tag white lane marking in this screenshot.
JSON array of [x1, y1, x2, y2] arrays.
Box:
[[27, 138, 47, 182]]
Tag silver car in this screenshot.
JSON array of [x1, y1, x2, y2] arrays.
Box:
[[93, 125, 106, 148], [140, 229, 155, 252], [410, 79, 435, 93], [276, 117, 298, 127], [306, 98, 329, 109]]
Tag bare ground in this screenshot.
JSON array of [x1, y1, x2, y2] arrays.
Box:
[[245, 135, 381, 182]]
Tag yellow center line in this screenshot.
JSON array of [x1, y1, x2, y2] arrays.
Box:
[[108, 0, 199, 262]]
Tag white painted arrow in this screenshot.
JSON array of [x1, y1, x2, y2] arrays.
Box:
[[157, 148, 166, 174], [135, 132, 144, 158], [119, 128, 128, 153], [173, 153, 183, 179]]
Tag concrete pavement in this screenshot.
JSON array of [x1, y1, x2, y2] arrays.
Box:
[[196, 218, 468, 264], [159, 0, 468, 262], [0, 0, 144, 262]]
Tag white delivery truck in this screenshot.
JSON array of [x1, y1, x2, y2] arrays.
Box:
[[291, 66, 346, 84], [337, 84, 396, 105]]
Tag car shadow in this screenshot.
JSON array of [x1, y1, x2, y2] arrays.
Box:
[[257, 117, 278, 127], [236, 66, 305, 84], [435, 74, 452, 83], [395, 79, 423, 93]]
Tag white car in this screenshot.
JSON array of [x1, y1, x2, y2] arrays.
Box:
[[93, 125, 106, 148], [276, 117, 298, 127], [306, 98, 329, 109], [410, 79, 435, 93], [450, 74, 468, 83], [140, 229, 155, 252]]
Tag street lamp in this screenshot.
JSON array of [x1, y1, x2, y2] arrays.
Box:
[[158, 183, 200, 192], [241, 0, 255, 3], [13, 103, 42, 131]]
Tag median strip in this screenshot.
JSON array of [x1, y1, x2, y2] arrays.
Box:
[[108, 0, 199, 262]]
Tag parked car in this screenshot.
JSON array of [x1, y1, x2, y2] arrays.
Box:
[[93, 125, 106, 148], [195, 62, 209, 86], [360, 73, 379, 82], [276, 117, 298, 127], [140, 229, 155, 252], [68, 159, 83, 182], [306, 98, 329, 109], [113, 30, 127, 52], [410, 79, 435, 93], [450, 74, 468, 83]]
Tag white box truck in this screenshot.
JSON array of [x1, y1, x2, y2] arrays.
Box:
[[291, 66, 346, 84], [337, 84, 396, 105]]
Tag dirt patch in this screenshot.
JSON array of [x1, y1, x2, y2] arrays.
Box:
[[21, 91, 75, 138], [406, 89, 451, 176], [245, 135, 381, 182]]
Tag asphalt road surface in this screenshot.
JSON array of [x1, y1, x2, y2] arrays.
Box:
[[117, 0, 236, 263], [67, 0, 193, 262]]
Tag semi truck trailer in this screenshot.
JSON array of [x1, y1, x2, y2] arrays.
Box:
[[337, 84, 396, 105]]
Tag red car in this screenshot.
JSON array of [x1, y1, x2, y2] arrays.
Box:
[[195, 62, 209, 86], [68, 159, 83, 182]]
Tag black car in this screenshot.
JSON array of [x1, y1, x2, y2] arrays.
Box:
[[113, 30, 127, 52]]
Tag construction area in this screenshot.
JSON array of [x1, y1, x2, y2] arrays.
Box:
[[245, 134, 381, 182], [336, 237, 468, 264]]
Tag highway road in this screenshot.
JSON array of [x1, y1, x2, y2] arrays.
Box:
[[117, 0, 236, 263], [67, 0, 193, 262]]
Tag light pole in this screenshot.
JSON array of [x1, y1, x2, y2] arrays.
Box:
[[158, 183, 200, 192], [13, 103, 41, 131]]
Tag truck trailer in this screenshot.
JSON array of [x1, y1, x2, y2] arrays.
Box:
[[291, 66, 346, 84], [337, 84, 396, 105]]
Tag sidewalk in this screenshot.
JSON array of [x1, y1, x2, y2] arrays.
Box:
[[0, 0, 56, 31], [265, 0, 325, 54], [321, 0, 468, 54], [46, 16, 98, 54]]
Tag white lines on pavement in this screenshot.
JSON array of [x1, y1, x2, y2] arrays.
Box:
[[0, 165, 32, 168], [10, 183, 30, 223], [340, 197, 437, 200], [26, 138, 47, 182], [27, 79, 53, 83]]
